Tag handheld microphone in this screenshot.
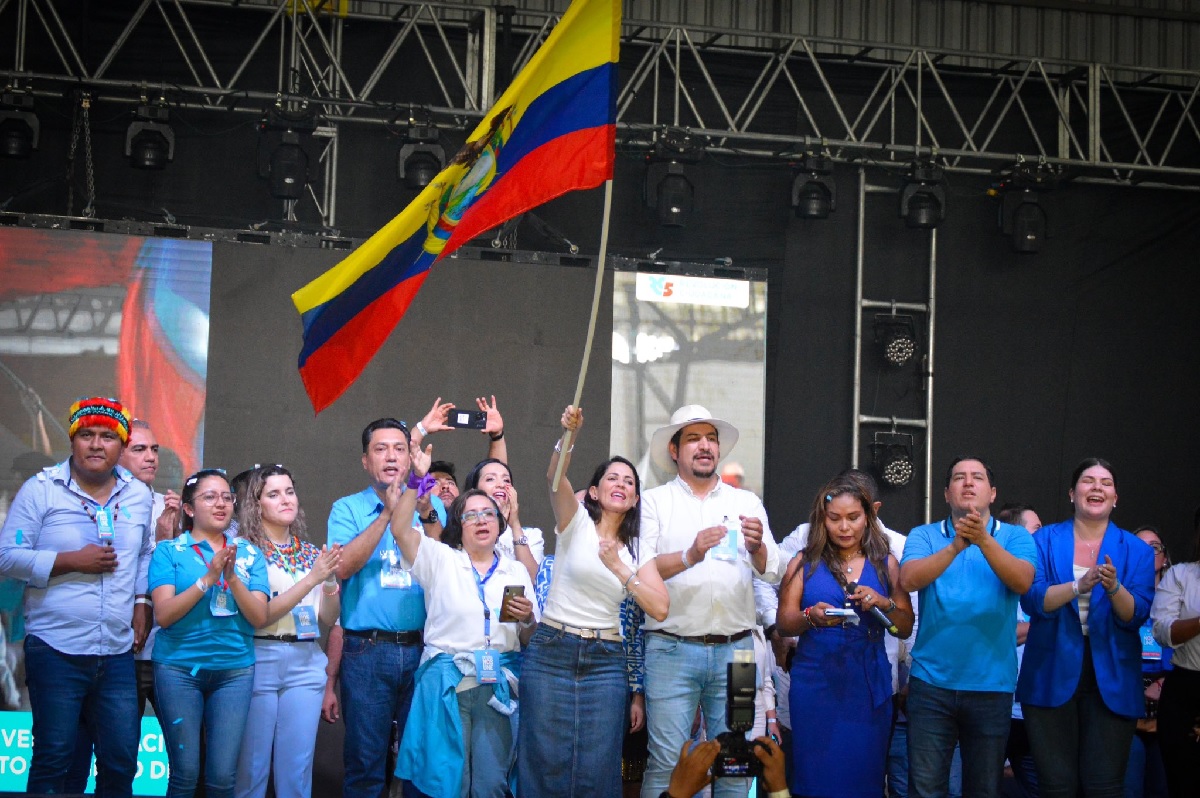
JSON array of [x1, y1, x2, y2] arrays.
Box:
[[846, 581, 899, 636]]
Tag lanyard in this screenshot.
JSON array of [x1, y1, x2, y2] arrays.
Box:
[[193, 538, 229, 590], [471, 553, 500, 647]]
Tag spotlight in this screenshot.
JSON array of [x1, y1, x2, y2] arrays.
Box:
[[125, 104, 175, 170], [269, 131, 309, 199], [644, 161, 694, 227], [871, 432, 916, 489], [899, 161, 946, 229], [397, 125, 445, 190], [873, 313, 919, 367], [995, 159, 1058, 253], [791, 154, 836, 219], [0, 91, 39, 159]]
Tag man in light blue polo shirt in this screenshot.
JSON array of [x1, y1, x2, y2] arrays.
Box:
[[900, 456, 1037, 798], [329, 417, 444, 798]]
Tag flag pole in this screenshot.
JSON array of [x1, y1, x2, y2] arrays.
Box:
[[552, 178, 614, 490]]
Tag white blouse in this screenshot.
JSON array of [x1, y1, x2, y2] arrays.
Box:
[[1152, 562, 1200, 671], [542, 504, 640, 629]]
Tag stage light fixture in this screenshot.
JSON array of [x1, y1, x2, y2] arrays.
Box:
[[269, 131, 309, 199], [899, 161, 946, 229], [397, 125, 445, 190], [994, 159, 1058, 254], [644, 160, 694, 227], [871, 432, 916, 489], [791, 154, 836, 219], [873, 313, 919, 367], [125, 104, 175, 170], [0, 91, 39, 159]]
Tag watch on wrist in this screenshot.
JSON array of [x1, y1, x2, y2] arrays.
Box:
[[421, 510, 439, 524], [489, 429, 504, 441], [513, 537, 529, 547]]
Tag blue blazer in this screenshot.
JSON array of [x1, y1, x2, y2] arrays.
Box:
[[1017, 520, 1155, 718]]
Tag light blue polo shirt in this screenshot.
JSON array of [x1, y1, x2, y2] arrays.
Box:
[[147, 531, 269, 669], [902, 516, 1037, 692], [327, 487, 443, 633]]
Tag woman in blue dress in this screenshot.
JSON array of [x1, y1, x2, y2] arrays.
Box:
[[776, 474, 914, 798]]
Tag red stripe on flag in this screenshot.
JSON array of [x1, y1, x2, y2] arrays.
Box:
[[299, 272, 430, 414]]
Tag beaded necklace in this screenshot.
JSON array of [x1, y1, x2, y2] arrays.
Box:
[[265, 534, 318, 577]]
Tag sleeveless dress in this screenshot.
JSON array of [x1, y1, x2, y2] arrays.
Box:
[[788, 559, 893, 798]]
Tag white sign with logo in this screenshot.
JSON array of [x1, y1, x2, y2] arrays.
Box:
[[635, 273, 750, 309]]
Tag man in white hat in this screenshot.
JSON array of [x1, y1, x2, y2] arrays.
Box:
[[638, 405, 785, 798]]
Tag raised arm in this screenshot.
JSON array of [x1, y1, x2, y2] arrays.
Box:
[[547, 405, 582, 532], [479, 395, 508, 463], [389, 443, 432, 566]]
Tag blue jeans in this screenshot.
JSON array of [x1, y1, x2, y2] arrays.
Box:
[[234, 640, 328, 798], [154, 662, 255, 798], [1124, 730, 1167, 798], [458, 684, 515, 798], [518, 623, 628, 797], [890, 716, 963, 798], [24, 635, 139, 798], [339, 635, 422, 798], [641, 632, 753, 798], [907, 677, 1012, 798]]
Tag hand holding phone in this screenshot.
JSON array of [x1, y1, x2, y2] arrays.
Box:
[[499, 585, 526, 622]]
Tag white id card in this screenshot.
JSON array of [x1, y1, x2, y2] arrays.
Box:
[[96, 508, 115, 543], [210, 587, 238, 617], [291, 603, 320, 640], [474, 648, 500, 684], [379, 549, 411, 589]]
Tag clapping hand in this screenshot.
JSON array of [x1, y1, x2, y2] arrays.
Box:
[[312, 544, 343, 582], [1098, 555, 1119, 593]]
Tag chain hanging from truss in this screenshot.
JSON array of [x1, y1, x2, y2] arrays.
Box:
[[65, 91, 97, 218]]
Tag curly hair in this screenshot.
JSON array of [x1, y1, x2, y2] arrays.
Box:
[[802, 474, 892, 595], [234, 465, 308, 552]]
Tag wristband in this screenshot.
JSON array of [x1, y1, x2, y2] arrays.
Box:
[[1105, 581, 1121, 597], [1071, 580, 1080, 597], [768, 791, 790, 798], [415, 421, 428, 438], [804, 606, 816, 627], [553, 439, 574, 454], [513, 537, 529, 547], [489, 429, 504, 441], [623, 572, 638, 590], [680, 548, 692, 569], [134, 596, 152, 606], [195, 577, 210, 593], [407, 472, 437, 496]]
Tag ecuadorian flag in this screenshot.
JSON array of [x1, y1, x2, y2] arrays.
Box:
[[292, 0, 620, 413]]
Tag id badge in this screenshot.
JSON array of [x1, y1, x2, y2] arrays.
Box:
[[1141, 624, 1162, 661], [291, 603, 320, 640], [711, 518, 739, 561], [96, 508, 115, 544], [210, 588, 238, 617], [379, 550, 411, 589], [474, 648, 500, 684]]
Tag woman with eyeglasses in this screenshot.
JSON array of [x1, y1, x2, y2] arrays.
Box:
[[516, 405, 669, 797], [389, 444, 537, 798], [148, 469, 270, 798], [233, 466, 343, 798], [1018, 458, 1156, 798]]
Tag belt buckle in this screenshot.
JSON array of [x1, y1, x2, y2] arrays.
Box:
[[579, 627, 598, 640]]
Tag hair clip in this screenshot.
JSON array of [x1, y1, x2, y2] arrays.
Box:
[[825, 493, 833, 502]]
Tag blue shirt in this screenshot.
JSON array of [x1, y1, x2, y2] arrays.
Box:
[[147, 531, 269, 669], [0, 459, 153, 656], [327, 487, 443, 633], [902, 516, 1037, 692]]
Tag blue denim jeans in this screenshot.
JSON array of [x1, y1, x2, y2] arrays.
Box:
[[906, 677, 1012, 798], [154, 662, 255, 798], [517, 623, 628, 797], [457, 683, 515, 798], [339, 636, 422, 798], [24, 635, 139, 798], [641, 632, 753, 798]]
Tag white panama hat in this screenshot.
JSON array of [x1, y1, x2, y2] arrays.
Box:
[[648, 405, 739, 473]]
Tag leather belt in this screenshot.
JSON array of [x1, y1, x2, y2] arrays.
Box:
[[540, 617, 623, 643], [344, 628, 423, 645], [650, 629, 752, 645], [254, 634, 316, 643]]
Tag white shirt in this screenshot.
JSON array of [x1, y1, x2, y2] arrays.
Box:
[[1152, 562, 1200, 671], [410, 537, 538, 658], [257, 555, 325, 638], [496, 526, 545, 566], [542, 504, 640, 629], [641, 477, 783, 636]]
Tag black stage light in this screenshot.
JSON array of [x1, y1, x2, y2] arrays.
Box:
[[125, 105, 175, 170], [996, 159, 1058, 254], [791, 154, 836, 219], [871, 432, 916, 489], [873, 313, 919, 368], [397, 125, 445, 190], [644, 160, 694, 227], [899, 161, 946, 229], [269, 131, 309, 199], [0, 92, 39, 159]]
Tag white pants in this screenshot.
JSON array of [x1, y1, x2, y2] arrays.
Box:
[[234, 640, 328, 798]]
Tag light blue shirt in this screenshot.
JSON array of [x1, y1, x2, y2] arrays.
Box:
[[328, 486, 444, 633], [902, 516, 1037, 692], [147, 531, 269, 669], [0, 459, 154, 656]]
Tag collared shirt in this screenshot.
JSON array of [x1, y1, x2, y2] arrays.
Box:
[[902, 516, 1037, 692], [641, 476, 783, 637], [328, 486, 442, 633], [148, 530, 269, 669], [1152, 562, 1200, 672], [0, 459, 153, 656]]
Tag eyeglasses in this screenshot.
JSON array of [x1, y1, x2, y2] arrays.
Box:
[[1148, 542, 1166, 554], [460, 508, 499, 525], [195, 492, 235, 506]]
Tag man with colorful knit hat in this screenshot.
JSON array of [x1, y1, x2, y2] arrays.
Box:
[[0, 396, 154, 798]]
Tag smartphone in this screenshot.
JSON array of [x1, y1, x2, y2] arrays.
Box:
[[447, 409, 487, 430], [824, 607, 857, 617], [499, 585, 525, 622]]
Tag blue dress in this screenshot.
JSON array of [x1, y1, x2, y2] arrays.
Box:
[[788, 559, 893, 798]]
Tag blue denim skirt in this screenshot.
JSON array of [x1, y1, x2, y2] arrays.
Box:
[[516, 622, 628, 797]]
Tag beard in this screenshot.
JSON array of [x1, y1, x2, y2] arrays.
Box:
[[690, 457, 717, 479]]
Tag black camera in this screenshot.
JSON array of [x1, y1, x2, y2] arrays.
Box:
[[446, 409, 487, 430], [711, 655, 764, 779]]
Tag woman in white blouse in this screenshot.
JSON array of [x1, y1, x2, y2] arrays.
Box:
[[516, 406, 669, 797], [1150, 521, 1200, 798]]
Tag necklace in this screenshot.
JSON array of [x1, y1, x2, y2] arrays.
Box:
[[839, 551, 863, 574]]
